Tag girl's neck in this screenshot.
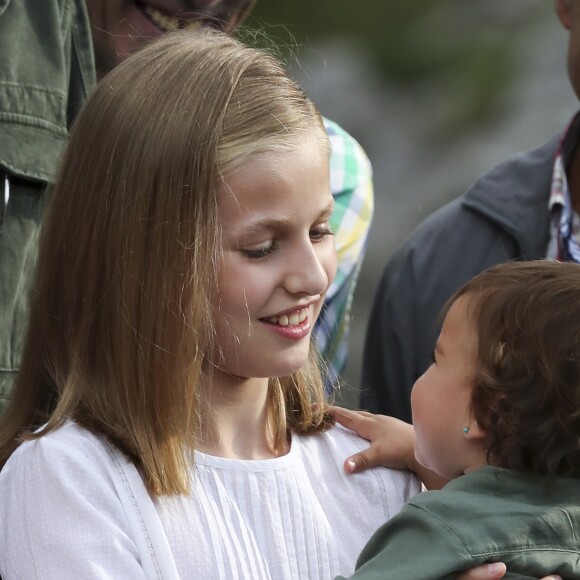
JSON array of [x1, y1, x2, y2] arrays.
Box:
[[198, 372, 288, 460]]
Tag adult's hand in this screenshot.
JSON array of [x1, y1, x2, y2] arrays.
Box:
[[456, 563, 506, 579], [457, 567, 560, 580]]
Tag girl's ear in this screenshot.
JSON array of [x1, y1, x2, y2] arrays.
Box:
[[555, 0, 572, 30]]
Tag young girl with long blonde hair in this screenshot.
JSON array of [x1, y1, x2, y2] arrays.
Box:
[[0, 30, 419, 579]]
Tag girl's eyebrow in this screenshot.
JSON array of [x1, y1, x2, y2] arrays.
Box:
[[236, 216, 292, 236], [236, 201, 335, 236]]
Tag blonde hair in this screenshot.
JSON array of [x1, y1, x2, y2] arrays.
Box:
[[0, 30, 332, 495]]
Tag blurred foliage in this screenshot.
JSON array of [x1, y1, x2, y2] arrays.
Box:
[[247, 0, 546, 130]]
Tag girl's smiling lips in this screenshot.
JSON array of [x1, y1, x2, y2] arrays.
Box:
[[259, 305, 315, 340], [261, 310, 313, 340]]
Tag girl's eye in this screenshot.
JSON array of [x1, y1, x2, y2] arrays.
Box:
[[430, 349, 436, 364], [310, 225, 334, 243], [240, 242, 276, 260]]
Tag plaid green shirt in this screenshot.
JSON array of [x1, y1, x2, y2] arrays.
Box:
[[315, 119, 374, 392]]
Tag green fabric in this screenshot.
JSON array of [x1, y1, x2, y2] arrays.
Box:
[[316, 118, 373, 389], [0, 0, 95, 182], [0, 0, 96, 415], [0, 182, 44, 414], [340, 466, 580, 580]]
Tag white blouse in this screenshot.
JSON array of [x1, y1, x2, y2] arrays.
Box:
[[0, 422, 420, 579]]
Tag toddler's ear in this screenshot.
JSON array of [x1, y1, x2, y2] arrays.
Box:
[[463, 416, 491, 470], [463, 417, 485, 441]]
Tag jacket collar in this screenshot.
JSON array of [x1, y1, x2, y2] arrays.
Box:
[[462, 133, 561, 260]]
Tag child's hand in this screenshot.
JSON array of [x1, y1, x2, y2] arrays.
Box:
[[328, 406, 416, 472], [329, 406, 448, 489]]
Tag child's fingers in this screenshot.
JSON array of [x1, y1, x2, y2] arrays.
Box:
[[343, 448, 385, 474], [328, 406, 375, 440], [330, 406, 417, 473]]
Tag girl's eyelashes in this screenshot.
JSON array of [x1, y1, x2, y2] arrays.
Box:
[[310, 225, 334, 243], [430, 349, 437, 364], [240, 242, 276, 260], [239, 224, 333, 260]]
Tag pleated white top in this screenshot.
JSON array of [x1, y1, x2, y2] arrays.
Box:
[[0, 421, 420, 579]]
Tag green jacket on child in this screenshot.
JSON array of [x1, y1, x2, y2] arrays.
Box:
[[342, 466, 580, 580]]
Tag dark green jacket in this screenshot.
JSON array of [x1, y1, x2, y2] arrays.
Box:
[[0, 0, 96, 412], [0, 0, 95, 181], [361, 133, 561, 423], [342, 466, 580, 580]]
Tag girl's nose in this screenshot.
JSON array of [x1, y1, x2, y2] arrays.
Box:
[[283, 240, 332, 297]]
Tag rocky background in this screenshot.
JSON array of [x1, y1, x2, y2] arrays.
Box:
[[249, 0, 578, 407]]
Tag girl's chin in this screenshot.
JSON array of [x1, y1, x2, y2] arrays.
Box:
[[211, 342, 312, 381], [222, 361, 309, 381]]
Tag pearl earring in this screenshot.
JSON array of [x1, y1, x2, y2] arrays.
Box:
[[463, 426, 470, 434]]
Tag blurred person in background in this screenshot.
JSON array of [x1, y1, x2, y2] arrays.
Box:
[[361, 0, 580, 423], [0, 0, 373, 416]]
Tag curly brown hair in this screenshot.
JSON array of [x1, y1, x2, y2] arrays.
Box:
[[449, 260, 580, 481]]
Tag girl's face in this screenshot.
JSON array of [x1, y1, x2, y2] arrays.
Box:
[[411, 296, 483, 479], [214, 130, 337, 381]]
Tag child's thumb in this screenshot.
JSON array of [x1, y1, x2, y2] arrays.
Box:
[[344, 449, 382, 474]]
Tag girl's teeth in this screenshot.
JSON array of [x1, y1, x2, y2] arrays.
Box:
[[267, 308, 308, 326]]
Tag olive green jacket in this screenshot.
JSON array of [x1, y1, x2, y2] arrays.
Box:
[[0, 0, 96, 412], [342, 466, 580, 580]]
